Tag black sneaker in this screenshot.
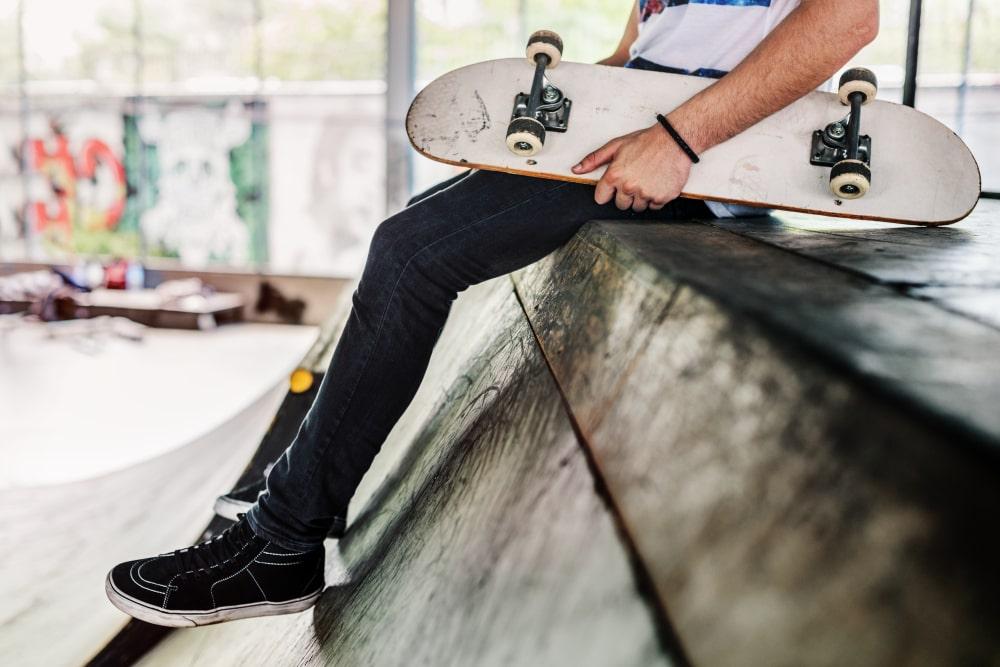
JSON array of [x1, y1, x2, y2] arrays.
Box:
[[214, 477, 347, 540], [105, 516, 324, 627]]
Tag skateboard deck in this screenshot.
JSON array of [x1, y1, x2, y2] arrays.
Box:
[[407, 58, 981, 226]]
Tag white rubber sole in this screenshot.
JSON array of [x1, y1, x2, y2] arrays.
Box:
[[105, 573, 321, 627]]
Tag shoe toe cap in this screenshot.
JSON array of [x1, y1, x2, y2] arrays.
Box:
[[108, 558, 172, 607]]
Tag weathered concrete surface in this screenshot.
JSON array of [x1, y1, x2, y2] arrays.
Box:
[[710, 199, 1000, 329], [99, 200, 1000, 667], [139, 279, 674, 667], [513, 205, 1000, 666]]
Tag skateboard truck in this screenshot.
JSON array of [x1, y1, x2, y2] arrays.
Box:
[[810, 120, 871, 168], [506, 30, 572, 157], [812, 68, 878, 200]]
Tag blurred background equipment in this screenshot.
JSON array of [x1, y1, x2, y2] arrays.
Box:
[[0, 264, 246, 328]]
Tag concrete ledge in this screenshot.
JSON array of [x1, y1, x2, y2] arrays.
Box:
[[513, 208, 1000, 665]]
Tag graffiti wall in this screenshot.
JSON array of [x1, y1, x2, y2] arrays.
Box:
[[25, 112, 127, 253], [0, 93, 385, 275], [129, 100, 267, 266]]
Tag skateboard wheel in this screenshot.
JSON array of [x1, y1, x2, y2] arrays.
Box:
[[289, 367, 314, 394], [830, 159, 871, 199], [838, 67, 878, 106], [506, 117, 545, 156], [526, 30, 562, 69]]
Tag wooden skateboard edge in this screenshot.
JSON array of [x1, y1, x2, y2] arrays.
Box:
[[405, 60, 982, 228], [406, 141, 977, 226]]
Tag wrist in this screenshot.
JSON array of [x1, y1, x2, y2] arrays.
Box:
[[655, 113, 700, 165], [665, 106, 709, 156]]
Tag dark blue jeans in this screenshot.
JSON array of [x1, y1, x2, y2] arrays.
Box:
[[247, 169, 711, 550]]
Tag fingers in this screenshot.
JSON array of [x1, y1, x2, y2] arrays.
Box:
[[598, 177, 657, 212], [572, 139, 622, 175], [649, 200, 666, 211], [614, 189, 634, 211], [594, 177, 617, 205], [617, 192, 653, 213], [631, 197, 650, 213]]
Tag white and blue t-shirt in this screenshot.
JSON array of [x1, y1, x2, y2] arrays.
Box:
[[628, 0, 800, 78], [626, 0, 801, 217]]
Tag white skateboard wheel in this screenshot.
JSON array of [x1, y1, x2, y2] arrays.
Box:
[[830, 159, 871, 199], [506, 117, 546, 157], [526, 30, 563, 69], [838, 67, 878, 106]]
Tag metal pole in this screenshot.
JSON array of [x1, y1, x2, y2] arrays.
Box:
[[16, 0, 34, 256], [957, 0, 975, 135], [133, 0, 148, 260], [252, 0, 264, 89], [902, 0, 922, 108], [385, 0, 416, 214], [252, 0, 267, 268]]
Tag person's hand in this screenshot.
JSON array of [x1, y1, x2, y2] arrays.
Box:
[[571, 122, 694, 212]]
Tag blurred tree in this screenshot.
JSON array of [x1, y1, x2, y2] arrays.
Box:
[[24, 0, 134, 87], [417, 0, 630, 81], [261, 0, 386, 81]]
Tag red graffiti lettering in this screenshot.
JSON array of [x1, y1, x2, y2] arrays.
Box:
[[27, 130, 127, 243], [79, 139, 126, 227]]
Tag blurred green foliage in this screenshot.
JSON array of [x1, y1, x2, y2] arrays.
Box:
[[62, 227, 142, 258]]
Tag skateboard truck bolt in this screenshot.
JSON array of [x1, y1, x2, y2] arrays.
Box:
[[510, 64, 572, 134], [812, 117, 870, 167]]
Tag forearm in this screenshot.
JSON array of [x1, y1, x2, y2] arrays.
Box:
[[669, 0, 879, 154]]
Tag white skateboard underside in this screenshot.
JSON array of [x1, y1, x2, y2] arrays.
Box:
[[407, 59, 981, 225]]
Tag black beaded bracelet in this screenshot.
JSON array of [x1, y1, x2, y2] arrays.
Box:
[[655, 113, 700, 164]]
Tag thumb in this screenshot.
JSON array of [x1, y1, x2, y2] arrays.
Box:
[[572, 139, 621, 174]]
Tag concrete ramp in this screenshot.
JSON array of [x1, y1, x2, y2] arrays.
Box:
[[120, 201, 1000, 666], [0, 383, 287, 665], [513, 210, 1000, 665], [138, 278, 674, 666], [0, 323, 315, 666]]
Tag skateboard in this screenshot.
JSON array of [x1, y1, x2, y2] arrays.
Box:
[[406, 31, 981, 226]]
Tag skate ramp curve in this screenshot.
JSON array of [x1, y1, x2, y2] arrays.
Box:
[[0, 381, 288, 666], [0, 322, 316, 488]]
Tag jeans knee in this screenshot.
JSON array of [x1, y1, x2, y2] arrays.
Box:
[[364, 216, 412, 278], [366, 220, 477, 306]]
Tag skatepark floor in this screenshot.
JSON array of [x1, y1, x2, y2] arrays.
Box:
[[0, 321, 317, 665]]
